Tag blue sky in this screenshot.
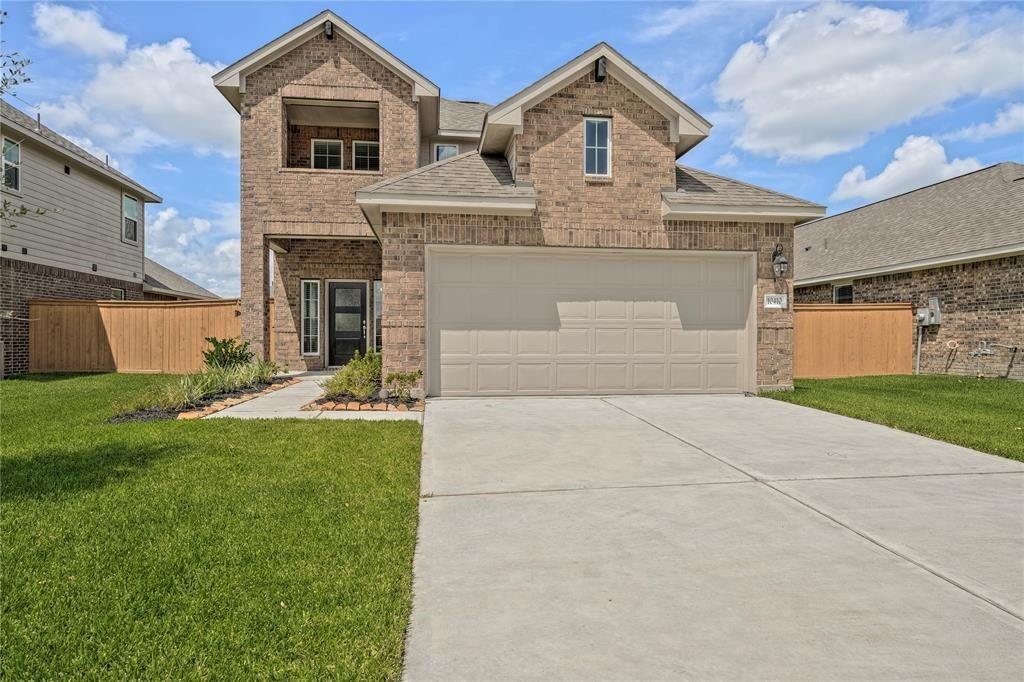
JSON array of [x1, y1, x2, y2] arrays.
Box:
[[3, 1, 1022, 296]]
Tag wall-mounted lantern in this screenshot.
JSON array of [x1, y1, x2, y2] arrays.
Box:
[[771, 244, 789, 280]]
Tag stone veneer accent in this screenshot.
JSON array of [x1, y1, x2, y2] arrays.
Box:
[[239, 30, 418, 360], [0, 257, 143, 376], [795, 256, 1023, 380], [379, 213, 795, 392], [271, 238, 382, 371]]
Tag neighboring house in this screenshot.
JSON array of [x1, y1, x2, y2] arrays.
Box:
[[213, 10, 823, 396], [143, 257, 220, 301], [795, 163, 1023, 379], [0, 100, 162, 376]]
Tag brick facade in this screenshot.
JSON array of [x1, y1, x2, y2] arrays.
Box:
[[239, 30, 418, 360], [795, 256, 1023, 379], [0, 257, 143, 376], [271, 238, 382, 370], [286, 125, 379, 169]]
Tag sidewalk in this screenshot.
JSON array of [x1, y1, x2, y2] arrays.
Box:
[[207, 372, 423, 422]]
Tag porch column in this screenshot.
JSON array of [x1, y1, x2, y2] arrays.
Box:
[[240, 233, 270, 360]]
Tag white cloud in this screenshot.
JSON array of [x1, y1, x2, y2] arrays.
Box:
[[35, 5, 238, 159], [941, 102, 1024, 142], [637, 4, 730, 41], [146, 203, 240, 297], [715, 3, 1024, 160], [831, 135, 982, 202], [715, 152, 739, 168], [154, 161, 181, 172], [33, 3, 126, 58]]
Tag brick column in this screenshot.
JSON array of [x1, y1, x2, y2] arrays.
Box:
[[380, 213, 426, 391], [241, 232, 270, 360]]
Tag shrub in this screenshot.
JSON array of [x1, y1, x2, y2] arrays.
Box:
[[115, 360, 280, 415], [321, 352, 381, 401], [384, 369, 422, 403], [202, 337, 253, 368]]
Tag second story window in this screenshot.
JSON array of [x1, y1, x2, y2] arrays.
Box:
[[352, 141, 380, 171], [122, 194, 139, 244], [3, 137, 20, 191], [434, 143, 458, 162], [584, 117, 610, 177], [312, 139, 342, 170]]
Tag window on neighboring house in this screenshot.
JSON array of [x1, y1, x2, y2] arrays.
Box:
[[122, 194, 139, 243], [301, 280, 320, 355], [833, 284, 853, 304], [311, 139, 342, 170], [352, 141, 380, 171], [373, 279, 382, 353], [434, 143, 458, 162], [584, 117, 610, 176], [110, 288, 125, 300], [3, 137, 21, 191]]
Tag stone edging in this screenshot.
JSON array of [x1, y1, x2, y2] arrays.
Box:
[[301, 399, 425, 413], [176, 377, 301, 420]]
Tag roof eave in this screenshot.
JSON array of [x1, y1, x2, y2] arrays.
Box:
[[142, 283, 219, 300], [661, 196, 825, 224], [355, 192, 536, 216]]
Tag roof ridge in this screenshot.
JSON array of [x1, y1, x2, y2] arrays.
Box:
[[676, 164, 824, 208], [358, 150, 480, 193], [797, 162, 1012, 229]]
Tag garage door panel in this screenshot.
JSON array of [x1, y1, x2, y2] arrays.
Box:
[[428, 249, 753, 396]]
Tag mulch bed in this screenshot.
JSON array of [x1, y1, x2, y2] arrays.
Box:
[[302, 396, 425, 413], [108, 377, 300, 424]]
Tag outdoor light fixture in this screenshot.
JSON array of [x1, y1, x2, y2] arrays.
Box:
[[771, 244, 788, 280], [324, 21, 334, 39]]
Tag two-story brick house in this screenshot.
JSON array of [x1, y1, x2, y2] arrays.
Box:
[[214, 10, 824, 396]]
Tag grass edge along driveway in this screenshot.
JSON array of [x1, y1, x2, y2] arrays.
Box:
[[766, 375, 1024, 462], [1, 373, 422, 679]]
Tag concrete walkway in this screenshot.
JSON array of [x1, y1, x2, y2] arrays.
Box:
[[207, 373, 422, 421], [407, 395, 1024, 680]]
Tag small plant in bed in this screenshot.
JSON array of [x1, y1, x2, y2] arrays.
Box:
[[320, 351, 382, 402], [384, 369, 422, 404]]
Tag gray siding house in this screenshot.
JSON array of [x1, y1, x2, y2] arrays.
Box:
[[1, 100, 162, 375]]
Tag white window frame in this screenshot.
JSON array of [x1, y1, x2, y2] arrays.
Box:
[[3, 137, 21, 193], [310, 138, 343, 170], [351, 140, 380, 172], [433, 143, 459, 162], [122, 193, 140, 245], [301, 279, 321, 356], [832, 282, 854, 304], [583, 117, 612, 177], [110, 288, 125, 300]]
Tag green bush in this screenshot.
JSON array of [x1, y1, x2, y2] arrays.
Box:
[[384, 369, 422, 403], [202, 336, 253, 368], [321, 352, 381, 401], [116, 360, 280, 414]]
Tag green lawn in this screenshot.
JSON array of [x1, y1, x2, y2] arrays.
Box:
[[1, 373, 422, 679], [767, 375, 1024, 461]]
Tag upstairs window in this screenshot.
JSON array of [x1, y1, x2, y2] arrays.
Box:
[[122, 194, 139, 244], [3, 137, 20, 191], [833, 284, 853, 304], [311, 139, 342, 170], [584, 117, 610, 177], [434, 143, 458, 162], [352, 141, 380, 171]]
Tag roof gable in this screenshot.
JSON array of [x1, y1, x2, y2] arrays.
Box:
[[479, 43, 710, 156], [213, 10, 439, 111]]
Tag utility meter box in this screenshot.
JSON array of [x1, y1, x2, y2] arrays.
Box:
[[917, 297, 941, 326]]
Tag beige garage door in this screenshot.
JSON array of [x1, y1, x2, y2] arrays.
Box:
[[426, 247, 755, 396]]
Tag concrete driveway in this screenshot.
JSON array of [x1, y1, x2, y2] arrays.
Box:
[[406, 395, 1024, 680]]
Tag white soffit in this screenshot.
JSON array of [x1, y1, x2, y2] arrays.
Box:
[[480, 43, 711, 155], [213, 10, 439, 111]]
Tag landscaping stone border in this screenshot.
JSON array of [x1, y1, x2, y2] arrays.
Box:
[[301, 398, 425, 413], [176, 377, 302, 420]]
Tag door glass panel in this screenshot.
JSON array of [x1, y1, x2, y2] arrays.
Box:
[[334, 288, 361, 307], [334, 312, 361, 333]]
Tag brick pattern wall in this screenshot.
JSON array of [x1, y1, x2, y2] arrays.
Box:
[[0, 257, 142, 376], [240, 29, 419, 359], [286, 125, 379, 169], [380, 213, 795, 391], [272, 239, 382, 371], [794, 256, 1023, 379]]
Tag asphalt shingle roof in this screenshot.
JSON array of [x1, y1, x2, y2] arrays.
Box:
[[1, 100, 160, 201], [795, 162, 1024, 282], [670, 166, 824, 209], [359, 151, 533, 198], [144, 258, 219, 299], [439, 98, 490, 134]]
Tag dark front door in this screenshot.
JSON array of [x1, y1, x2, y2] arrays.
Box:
[[328, 282, 367, 366]]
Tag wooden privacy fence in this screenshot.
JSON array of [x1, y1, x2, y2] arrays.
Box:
[[794, 303, 914, 379], [28, 299, 275, 374]]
